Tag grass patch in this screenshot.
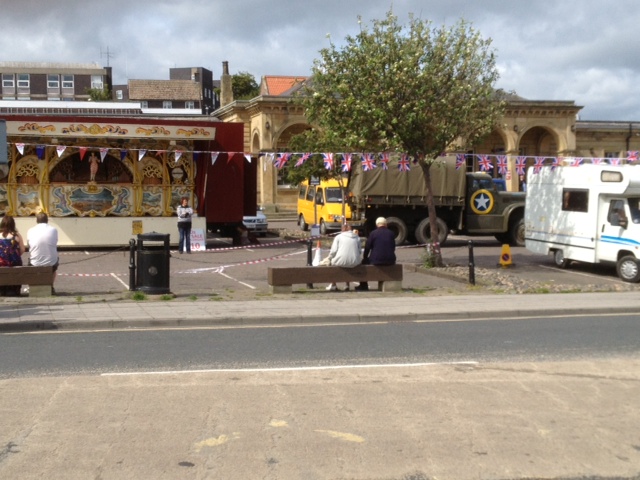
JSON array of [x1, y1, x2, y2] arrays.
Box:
[[209, 296, 224, 301], [131, 291, 147, 301], [160, 294, 174, 301], [188, 295, 198, 301], [75, 296, 83, 302]]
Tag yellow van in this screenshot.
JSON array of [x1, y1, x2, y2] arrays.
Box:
[[297, 179, 354, 234]]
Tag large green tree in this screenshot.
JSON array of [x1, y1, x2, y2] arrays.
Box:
[[298, 11, 506, 265], [231, 71, 260, 100]]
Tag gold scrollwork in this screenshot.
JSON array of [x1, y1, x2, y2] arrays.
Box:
[[18, 123, 56, 134], [176, 128, 211, 137], [136, 126, 171, 136]]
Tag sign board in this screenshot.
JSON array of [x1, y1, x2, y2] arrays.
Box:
[[131, 220, 143, 235], [309, 176, 320, 186], [190, 228, 206, 252], [310, 224, 320, 237]]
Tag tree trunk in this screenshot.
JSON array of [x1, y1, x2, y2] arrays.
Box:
[[419, 161, 444, 267]]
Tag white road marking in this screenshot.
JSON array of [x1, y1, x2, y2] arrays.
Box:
[[101, 361, 479, 376], [111, 272, 129, 289], [217, 270, 256, 289]]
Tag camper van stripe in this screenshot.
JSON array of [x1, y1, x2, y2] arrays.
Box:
[[601, 235, 640, 247]]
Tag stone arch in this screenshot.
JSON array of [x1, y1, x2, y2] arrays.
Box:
[[517, 126, 560, 158], [272, 121, 311, 150]]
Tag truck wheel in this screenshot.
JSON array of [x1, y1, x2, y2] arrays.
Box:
[[385, 217, 408, 245], [508, 218, 525, 247], [415, 217, 448, 246], [299, 215, 308, 231], [616, 255, 640, 282], [553, 249, 570, 269], [319, 219, 328, 235]]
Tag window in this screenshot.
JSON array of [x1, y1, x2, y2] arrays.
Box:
[[116, 90, 123, 100], [163, 101, 172, 109], [561, 189, 589, 212], [628, 198, 640, 224], [305, 186, 316, 202], [185, 101, 195, 109], [604, 151, 619, 159], [62, 75, 74, 88], [91, 75, 103, 89], [47, 74, 59, 88], [298, 185, 307, 200], [141, 101, 148, 109], [17, 74, 29, 88], [2, 74, 14, 87], [608, 199, 628, 226]]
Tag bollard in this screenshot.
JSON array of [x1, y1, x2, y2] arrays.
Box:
[[468, 240, 476, 285], [129, 238, 136, 291], [306, 238, 314, 289]]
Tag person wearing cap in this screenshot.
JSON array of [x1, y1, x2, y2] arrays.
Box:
[[355, 216, 396, 291]]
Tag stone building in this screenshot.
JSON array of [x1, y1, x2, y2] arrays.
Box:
[[213, 61, 640, 213]]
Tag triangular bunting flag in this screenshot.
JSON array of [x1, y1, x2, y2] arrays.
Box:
[[211, 152, 219, 166], [99, 148, 108, 162], [138, 149, 147, 161], [79, 147, 88, 161], [244, 154, 252, 163], [175, 150, 183, 163], [36, 145, 45, 160], [56, 145, 66, 157], [16, 143, 24, 155]]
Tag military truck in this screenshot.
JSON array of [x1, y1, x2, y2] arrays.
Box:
[[347, 156, 525, 246]]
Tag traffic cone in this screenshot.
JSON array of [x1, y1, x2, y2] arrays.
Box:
[[312, 239, 322, 266], [497, 244, 515, 268]]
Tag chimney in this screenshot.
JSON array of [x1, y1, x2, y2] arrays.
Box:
[[220, 61, 234, 107]]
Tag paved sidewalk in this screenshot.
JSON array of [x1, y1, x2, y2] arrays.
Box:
[[1, 291, 639, 332]]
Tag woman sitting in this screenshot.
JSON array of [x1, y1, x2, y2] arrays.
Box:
[[0, 215, 26, 296]]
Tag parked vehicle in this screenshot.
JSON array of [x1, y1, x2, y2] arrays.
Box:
[[242, 208, 268, 236], [297, 179, 356, 234], [525, 164, 640, 282], [347, 156, 525, 246]]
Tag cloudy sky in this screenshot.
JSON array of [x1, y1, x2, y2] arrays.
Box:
[[3, 0, 639, 121]]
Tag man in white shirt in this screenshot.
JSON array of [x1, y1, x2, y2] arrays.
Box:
[[27, 212, 59, 290]]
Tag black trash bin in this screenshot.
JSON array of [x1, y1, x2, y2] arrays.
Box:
[[136, 232, 170, 294]]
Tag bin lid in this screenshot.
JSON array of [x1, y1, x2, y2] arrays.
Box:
[[137, 231, 170, 241]]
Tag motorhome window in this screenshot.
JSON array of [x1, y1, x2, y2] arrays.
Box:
[[325, 187, 343, 203], [601, 171, 623, 182], [561, 189, 588, 212], [608, 200, 627, 226], [305, 186, 315, 202], [628, 198, 640, 223]]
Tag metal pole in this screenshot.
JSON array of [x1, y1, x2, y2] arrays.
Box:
[[129, 238, 136, 291], [306, 238, 314, 289], [468, 240, 475, 285]]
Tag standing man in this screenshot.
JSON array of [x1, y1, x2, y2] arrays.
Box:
[[355, 217, 396, 291], [27, 212, 59, 293], [177, 196, 193, 254]]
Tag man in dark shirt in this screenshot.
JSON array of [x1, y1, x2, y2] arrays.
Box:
[[355, 217, 396, 291]]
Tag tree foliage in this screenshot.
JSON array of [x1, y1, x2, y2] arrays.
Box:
[[86, 88, 112, 102], [231, 71, 260, 100], [295, 10, 506, 264]]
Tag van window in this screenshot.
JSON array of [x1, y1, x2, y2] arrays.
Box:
[[298, 185, 307, 200], [306, 186, 315, 202], [562, 189, 588, 212], [315, 188, 324, 205], [325, 187, 344, 203]]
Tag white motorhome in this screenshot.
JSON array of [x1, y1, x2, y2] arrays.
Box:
[[525, 164, 640, 282]]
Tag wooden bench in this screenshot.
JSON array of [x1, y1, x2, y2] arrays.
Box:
[[267, 264, 403, 294], [0, 266, 54, 297]]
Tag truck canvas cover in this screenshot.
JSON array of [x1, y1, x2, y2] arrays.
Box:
[[349, 156, 466, 200]]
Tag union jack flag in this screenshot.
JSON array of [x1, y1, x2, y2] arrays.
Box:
[[274, 153, 290, 169], [533, 156, 546, 174], [592, 157, 603, 165], [496, 155, 508, 175], [627, 151, 639, 163], [478, 155, 493, 172], [361, 153, 376, 171], [571, 157, 584, 167], [295, 152, 311, 167], [340, 153, 352, 172], [379, 152, 390, 170], [322, 153, 334, 170], [398, 154, 411, 172], [516, 156, 527, 176], [455, 154, 466, 170], [609, 157, 621, 166], [551, 157, 561, 170]]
